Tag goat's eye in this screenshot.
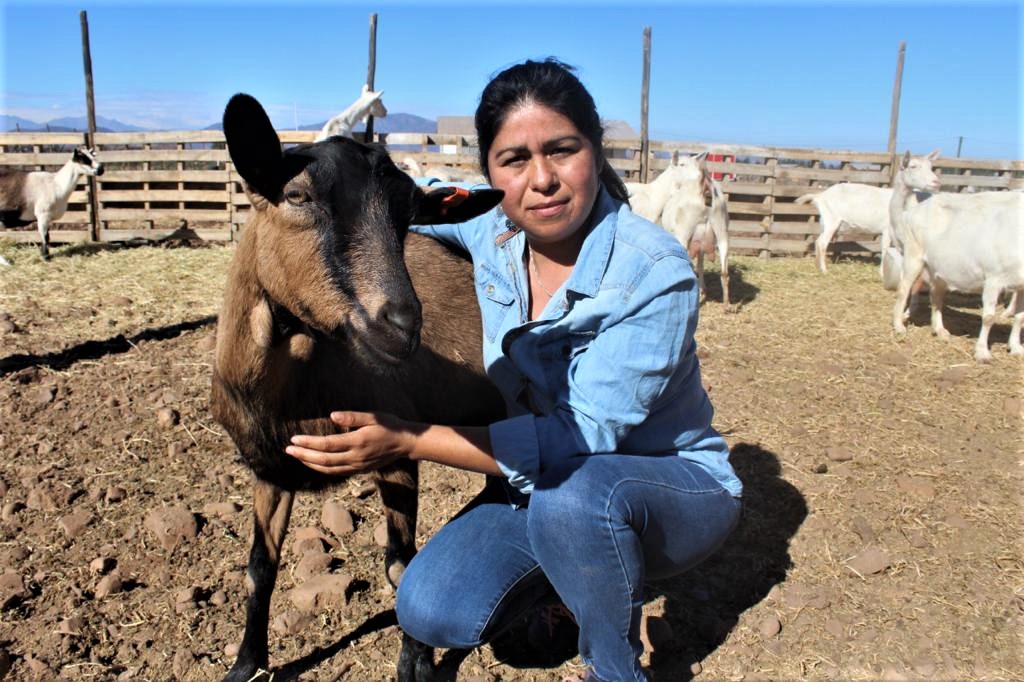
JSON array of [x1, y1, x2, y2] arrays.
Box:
[[285, 189, 310, 205]]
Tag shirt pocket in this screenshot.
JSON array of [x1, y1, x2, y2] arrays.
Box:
[[476, 263, 515, 342]]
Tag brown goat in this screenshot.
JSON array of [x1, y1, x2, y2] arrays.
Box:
[[211, 93, 505, 682]]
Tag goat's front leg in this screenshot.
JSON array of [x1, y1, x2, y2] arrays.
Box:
[[374, 460, 436, 681], [225, 477, 294, 682], [974, 281, 1001, 363], [36, 215, 50, 261], [929, 278, 950, 340]]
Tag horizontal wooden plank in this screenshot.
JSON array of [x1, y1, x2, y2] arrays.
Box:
[[99, 169, 231, 183], [0, 132, 86, 145], [95, 130, 226, 144], [97, 227, 232, 242], [89, 149, 229, 163], [98, 208, 228, 221], [99, 189, 229, 202]]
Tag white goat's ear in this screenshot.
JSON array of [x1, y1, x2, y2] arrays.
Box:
[[694, 151, 709, 164], [927, 149, 941, 161], [901, 150, 911, 168]]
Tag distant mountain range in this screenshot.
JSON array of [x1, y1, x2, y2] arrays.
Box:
[[3, 112, 437, 134]]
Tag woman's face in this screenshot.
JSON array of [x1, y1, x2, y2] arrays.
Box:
[[486, 101, 600, 247]]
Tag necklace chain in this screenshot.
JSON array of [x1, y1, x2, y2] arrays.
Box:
[[528, 246, 557, 299]]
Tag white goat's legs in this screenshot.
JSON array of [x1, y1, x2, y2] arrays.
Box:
[[893, 253, 926, 334], [814, 212, 840, 274], [718, 241, 731, 308], [974, 282, 1002, 362], [929, 278, 950, 340], [36, 215, 51, 260]]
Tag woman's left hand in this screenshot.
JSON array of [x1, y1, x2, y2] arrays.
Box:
[[286, 411, 417, 476]]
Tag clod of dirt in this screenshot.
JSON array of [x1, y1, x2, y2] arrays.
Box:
[[757, 615, 782, 638], [26, 486, 58, 512], [271, 609, 314, 636], [287, 573, 353, 611], [825, 447, 854, 462], [33, 385, 57, 405], [95, 573, 123, 598], [58, 511, 92, 540], [294, 551, 332, 582], [814, 463, 828, 474], [89, 556, 115, 575], [0, 319, 17, 334], [209, 590, 228, 606], [0, 570, 30, 609], [896, 476, 936, 500], [321, 500, 355, 537], [56, 615, 86, 636], [155, 407, 180, 429], [105, 486, 127, 503], [373, 520, 389, 547], [846, 546, 891, 576], [143, 506, 198, 551], [851, 516, 876, 544], [202, 501, 241, 519], [292, 526, 335, 554], [110, 296, 134, 307]]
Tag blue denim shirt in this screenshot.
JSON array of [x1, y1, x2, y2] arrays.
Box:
[[411, 186, 742, 499]]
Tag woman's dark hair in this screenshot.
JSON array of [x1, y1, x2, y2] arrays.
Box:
[[475, 58, 629, 202]]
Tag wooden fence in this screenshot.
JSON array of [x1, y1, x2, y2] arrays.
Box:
[[2, 131, 1022, 256]]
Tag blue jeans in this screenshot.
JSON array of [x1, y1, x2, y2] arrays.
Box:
[[395, 454, 741, 681]]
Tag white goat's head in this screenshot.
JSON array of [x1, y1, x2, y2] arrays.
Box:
[[72, 146, 104, 176], [899, 149, 941, 193]]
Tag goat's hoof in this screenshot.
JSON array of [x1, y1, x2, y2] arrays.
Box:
[[1009, 346, 1024, 357], [224, 661, 269, 682], [974, 351, 993, 364]]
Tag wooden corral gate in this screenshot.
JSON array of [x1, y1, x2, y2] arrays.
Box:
[[1, 131, 1022, 257]]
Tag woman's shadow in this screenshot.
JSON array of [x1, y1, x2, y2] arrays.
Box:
[[645, 442, 807, 680]]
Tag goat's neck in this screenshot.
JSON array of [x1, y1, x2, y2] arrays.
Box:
[[889, 171, 915, 233], [51, 160, 84, 200], [215, 231, 310, 397]]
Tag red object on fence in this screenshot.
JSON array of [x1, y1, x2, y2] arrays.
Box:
[[706, 153, 735, 181]]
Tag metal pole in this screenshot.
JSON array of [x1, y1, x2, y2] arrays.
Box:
[[364, 13, 378, 142], [639, 27, 651, 183], [80, 10, 101, 242], [956, 136, 963, 158]]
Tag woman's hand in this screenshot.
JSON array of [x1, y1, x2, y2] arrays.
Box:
[[286, 411, 418, 476]]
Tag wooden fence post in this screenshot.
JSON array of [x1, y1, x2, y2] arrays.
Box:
[[80, 10, 101, 242], [639, 27, 652, 183], [364, 13, 378, 142], [887, 41, 906, 181]]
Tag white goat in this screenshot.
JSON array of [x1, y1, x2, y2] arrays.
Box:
[[0, 145, 104, 260], [625, 154, 704, 223], [659, 153, 732, 307], [795, 182, 903, 276], [890, 150, 1024, 361], [399, 156, 486, 185], [314, 84, 387, 142]]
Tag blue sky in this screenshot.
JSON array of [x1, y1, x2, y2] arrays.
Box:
[[1, 0, 1020, 159]]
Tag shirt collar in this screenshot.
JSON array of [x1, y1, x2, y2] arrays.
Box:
[[492, 185, 620, 301]]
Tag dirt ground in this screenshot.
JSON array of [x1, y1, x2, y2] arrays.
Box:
[[0, 239, 1021, 681]]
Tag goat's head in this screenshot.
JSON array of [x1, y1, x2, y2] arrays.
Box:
[[73, 146, 104, 176], [899, 149, 941, 193], [223, 93, 501, 367]]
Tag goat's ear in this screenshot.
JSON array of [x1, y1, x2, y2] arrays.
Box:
[[223, 93, 285, 201], [414, 186, 504, 225], [901, 150, 911, 169], [926, 149, 941, 161]]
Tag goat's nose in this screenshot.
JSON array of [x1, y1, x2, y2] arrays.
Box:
[[381, 300, 422, 338], [95, 166, 105, 176]]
